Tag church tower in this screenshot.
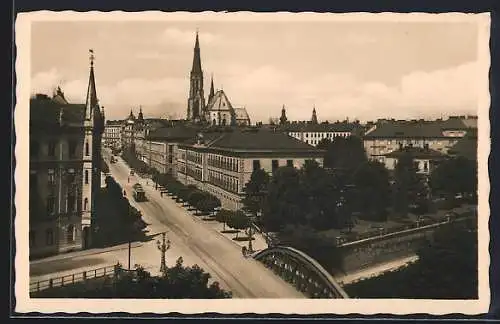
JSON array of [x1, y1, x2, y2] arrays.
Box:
[[187, 31, 206, 123], [81, 49, 104, 248], [279, 104, 288, 125], [311, 106, 318, 124]]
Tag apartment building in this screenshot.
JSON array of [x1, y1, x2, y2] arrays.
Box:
[[176, 128, 325, 211], [29, 58, 104, 258]]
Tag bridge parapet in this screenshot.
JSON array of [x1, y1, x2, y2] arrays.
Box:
[[253, 246, 349, 299]]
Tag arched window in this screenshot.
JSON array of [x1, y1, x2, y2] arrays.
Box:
[[66, 224, 76, 243], [222, 118, 227, 126], [85, 142, 89, 156], [85, 170, 89, 184], [84, 197, 88, 211], [213, 119, 217, 126]]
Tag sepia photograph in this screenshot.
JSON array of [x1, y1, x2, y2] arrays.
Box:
[[14, 11, 490, 315]]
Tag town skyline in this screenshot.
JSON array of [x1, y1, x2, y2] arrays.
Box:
[[31, 18, 480, 123]]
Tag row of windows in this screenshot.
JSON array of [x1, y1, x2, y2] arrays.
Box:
[[29, 225, 76, 248], [186, 165, 203, 181], [187, 151, 202, 164], [30, 140, 90, 158], [207, 154, 239, 172], [289, 132, 351, 139], [207, 170, 239, 193], [252, 159, 293, 172]]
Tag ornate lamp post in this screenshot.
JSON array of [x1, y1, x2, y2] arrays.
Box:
[[156, 232, 171, 274]]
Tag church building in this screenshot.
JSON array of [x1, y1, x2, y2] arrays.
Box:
[[186, 31, 250, 126]]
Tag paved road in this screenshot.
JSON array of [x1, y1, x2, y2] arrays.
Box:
[[102, 150, 304, 298]]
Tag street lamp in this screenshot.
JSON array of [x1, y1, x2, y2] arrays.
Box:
[[156, 232, 171, 274]]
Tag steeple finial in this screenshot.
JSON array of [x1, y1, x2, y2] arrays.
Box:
[[208, 73, 215, 102], [85, 49, 98, 121]]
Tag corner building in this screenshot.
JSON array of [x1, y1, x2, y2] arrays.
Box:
[[29, 56, 104, 259]]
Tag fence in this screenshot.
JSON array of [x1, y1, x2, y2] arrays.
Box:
[[30, 265, 118, 294]]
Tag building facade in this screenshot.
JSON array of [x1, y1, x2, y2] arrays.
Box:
[[279, 106, 364, 147], [363, 116, 477, 163], [103, 120, 123, 148], [176, 128, 325, 211], [29, 56, 104, 259]]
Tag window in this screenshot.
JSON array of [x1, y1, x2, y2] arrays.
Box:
[[85, 170, 89, 184], [272, 160, 279, 173], [67, 193, 75, 212], [84, 197, 88, 211], [46, 196, 55, 214], [305, 140, 309, 144], [69, 140, 77, 158], [29, 231, 35, 248], [85, 142, 89, 156], [66, 224, 76, 243], [287, 159, 293, 167], [423, 161, 429, 172], [30, 141, 39, 157], [48, 140, 56, 157], [45, 229, 54, 246], [253, 160, 261, 171]]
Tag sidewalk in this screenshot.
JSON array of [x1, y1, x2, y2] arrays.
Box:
[[30, 242, 143, 266], [334, 254, 419, 286]]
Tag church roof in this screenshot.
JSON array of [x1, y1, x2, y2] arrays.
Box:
[[207, 90, 233, 111], [233, 107, 250, 121]]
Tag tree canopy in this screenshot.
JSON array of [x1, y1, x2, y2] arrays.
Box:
[[241, 168, 270, 217], [33, 257, 232, 299], [429, 156, 477, 200], [351, 160, 391, 222], [317, 136, 368, 171]]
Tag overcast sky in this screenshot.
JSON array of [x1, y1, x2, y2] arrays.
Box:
[[30, 17, 481, 123]]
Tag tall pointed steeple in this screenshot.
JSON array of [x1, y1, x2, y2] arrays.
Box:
[[311, 106, 318, 124], [129, 108, 135, 120], [191, 30, 202, 74], [85, 49, 99, 121], [280, 104, 288, 125], [138, 106, 144, 121], [208, 74, 215, 104], [187, 30, 205, 122]]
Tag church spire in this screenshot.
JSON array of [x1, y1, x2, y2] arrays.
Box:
[[85, 49, 98, 121], [138, 106, 144, 121], [208, 74, 215, 103], [191, 30, 202, 74], [311, 106, 318, 124], [280, 104, 288, 125]]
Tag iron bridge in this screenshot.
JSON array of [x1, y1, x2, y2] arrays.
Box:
[[253, 246, 349, 298]]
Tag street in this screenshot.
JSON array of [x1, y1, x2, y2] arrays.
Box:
[[31, 149, 304, 298]]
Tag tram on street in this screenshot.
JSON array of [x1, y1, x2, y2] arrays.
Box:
[[132, 183, 146, 202]]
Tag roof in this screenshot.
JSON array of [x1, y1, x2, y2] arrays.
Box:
[[448, 129, 477, 160], [383, 146, 447, 159], [207, 90, 233, 112], [146, 125, 199, 141], [182, 128, 325, 153], [30, 95, 85, 129], [365, 117, 477, 139], [233, 107, 250, 121]]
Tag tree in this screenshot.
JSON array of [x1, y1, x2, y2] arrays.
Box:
[[262, 166, 304, 232], [215, 209, 233, 231], [241, 168, 270, 220], [392, 149, 427, 218], [227, 210, 250, 238], [278, 224, 343, 272], [429, 156, 477, 201], [196, 193, 221, 216], [352, 160, 391, 222], [321, 136, 367, 172]]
